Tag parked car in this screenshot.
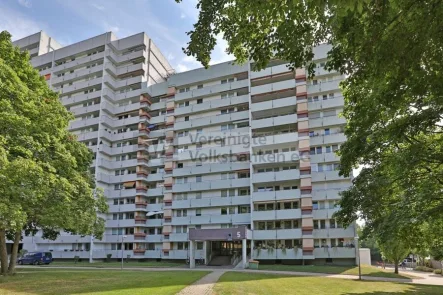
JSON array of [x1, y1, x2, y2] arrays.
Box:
[[17, 252, 53, 265]]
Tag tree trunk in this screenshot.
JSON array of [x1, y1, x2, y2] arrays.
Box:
[[8, 231, 21, 274], [394, 263, 399, 274], [0, 229, 8, 275]]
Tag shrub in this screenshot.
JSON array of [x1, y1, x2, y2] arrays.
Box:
[[433, 269, 442, 275], [414, 266, 434, 272], [105, 254, 112, 262]]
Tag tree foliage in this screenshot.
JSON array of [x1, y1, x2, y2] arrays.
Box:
[[0, 31, 107, 274], [178, 0, 443, 254]]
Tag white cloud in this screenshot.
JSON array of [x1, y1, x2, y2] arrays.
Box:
[[176, 63, 190, 73], [166, 52, 175, 61], [174, 0, 199, 21], [0, 4, 44, 40], [180, 12, 186, 19], [209, 34, 234, 65], [17, 0, 31, 8], [90, 3, 105, 11], [103, 21, 120, 33]]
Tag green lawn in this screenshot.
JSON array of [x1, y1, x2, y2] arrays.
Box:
[[213, 272, 443, 295], [0, 270, 208, 295], [255, 264, 419, 279], [37, 260, 184, 268]]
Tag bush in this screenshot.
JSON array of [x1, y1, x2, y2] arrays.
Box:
[[415, 266, 434, 272], [433, 269, 442, 275], [105, 254, 112, 262]]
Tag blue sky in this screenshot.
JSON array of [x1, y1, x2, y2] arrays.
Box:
[[0, 0, 232, 72]]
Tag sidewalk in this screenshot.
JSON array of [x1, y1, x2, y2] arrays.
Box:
[[17, 265, 443, 286]]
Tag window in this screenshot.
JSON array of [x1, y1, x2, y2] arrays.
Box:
[[197, 84, 203, 89], [332, 145, 339, 152], [313, 201, 319, 210], [196, 128, 203, 134], [324, 128, 330, 135], [221, 78, 234, 84], [323, 110, 336, 117], [196, 209, 201, 216], [185, 116, 189, 121], [196, 192, 202, 199], [197, 98, 203, 104], [325, 146, 332, 153], [196, 175, 202, 182], [196, 242, 204, 250], [309, 112, 321, 119], [177, 163, 183, 169], [221, 207, 228, 215]]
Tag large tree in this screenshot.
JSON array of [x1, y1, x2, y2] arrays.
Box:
[[178, 0, 443, 250], [0, 31, 107, 274]]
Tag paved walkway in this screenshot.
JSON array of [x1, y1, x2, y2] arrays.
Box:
[[18, 265, 443, 286], [176, 270, 225, 295]]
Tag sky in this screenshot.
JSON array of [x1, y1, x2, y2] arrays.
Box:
[[0, 0, 233, 72]]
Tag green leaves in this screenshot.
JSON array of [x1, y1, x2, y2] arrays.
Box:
[[0, 31, 107, 258], [179, 0, 443, 254]]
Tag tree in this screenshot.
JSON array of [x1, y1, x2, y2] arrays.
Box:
[[177, 0, 443, 254], [0, 31, 107, 275], [378, 238, 410, 275]]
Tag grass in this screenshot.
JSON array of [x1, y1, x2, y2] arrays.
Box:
[[213, 272, 443, 295], [32, 260, 185, 268], [255, 264, 420, 279], [0, 269, 209, 295]]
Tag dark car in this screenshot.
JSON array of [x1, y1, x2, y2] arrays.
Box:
[[17, 252, 53, 265]]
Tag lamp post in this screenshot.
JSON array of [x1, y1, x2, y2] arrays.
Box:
[[121, 235, 127, 270], [354, 236, 361, 280]]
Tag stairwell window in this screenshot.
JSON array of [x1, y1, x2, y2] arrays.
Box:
[[196, 209, 201, 216]]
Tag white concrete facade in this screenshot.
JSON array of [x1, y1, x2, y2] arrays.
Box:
[[14, 31, 355, 264]]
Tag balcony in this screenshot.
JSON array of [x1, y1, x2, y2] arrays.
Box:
[[313, 227, 355, 239], [251, 96, 297, 113], [52, 66, 103, 86], [309, 133, 346, 146], [173, 162, 249, 177], [61, 90, 102, 107], [253, 229, 302, 240], [52, 51, 105, 73], [250, 63, 292, 80], [251, 114, 297, 130], [252, 189, 301, 202], [313, 247, 356, 259], [311, 188, 349, 201], [253, 209, 302, 221], [251, 151, 300, 165], [253, 248, 303, 260], [252, 169, 300, 184], [174, 110, 249, 131], [312, 171, 348, 182], [310, 153, 340, 164], [172, 178, 250, 193], [252, 132, 298, 147], [312, 208, 339, 219], [172, 195, 249, 209], [308, 79, 341, 94], [146, 203, 163, 211], [251, 79, 297, 96], [174, 79, 249, 102], [175, 94, 250, 116], [308, 96, 344, 111], [309, 116, 346, 129], [174, 144, 249, 161], [169, 233, 188, 242]]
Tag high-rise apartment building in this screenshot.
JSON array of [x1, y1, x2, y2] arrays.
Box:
[[14, 31, 355, 267]]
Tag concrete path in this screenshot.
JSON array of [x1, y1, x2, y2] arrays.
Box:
[[176, 270, 225, 295], [17, 265, 443, 286]]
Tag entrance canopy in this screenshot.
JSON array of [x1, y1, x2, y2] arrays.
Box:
[[189, 226, 251, 241]]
